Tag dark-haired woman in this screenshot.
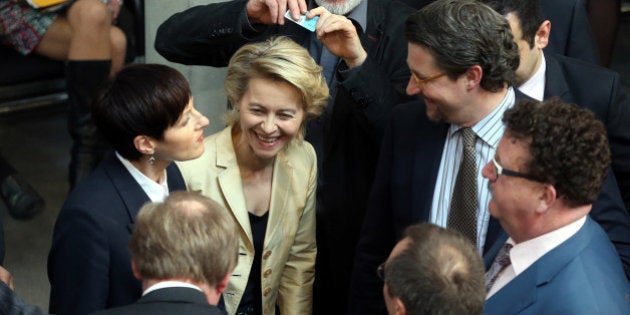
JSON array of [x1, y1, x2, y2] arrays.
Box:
[[48, 63, 209, 315]]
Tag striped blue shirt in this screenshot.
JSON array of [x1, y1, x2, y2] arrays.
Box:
[[430, 87, 515, 252]]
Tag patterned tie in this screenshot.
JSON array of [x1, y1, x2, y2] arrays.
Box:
[[485, 243, 514, 292], [448, 127, 478, 244]]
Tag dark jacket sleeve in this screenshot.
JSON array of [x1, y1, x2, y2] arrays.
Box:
[[603, 76, 630, 211], [589, 170, 630, 278], [0, 281, 46, 315], [541, 0, 599, 64], [154, 0, 268, 66], [334, 1, 414, 145], [348, 107, 399, 315], [48, 206, 111, 315]]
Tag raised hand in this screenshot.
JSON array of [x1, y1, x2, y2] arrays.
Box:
[[309, 6, 367, 68], [246, 0, 308, 25]]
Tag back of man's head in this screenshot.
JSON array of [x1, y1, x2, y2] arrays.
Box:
[[503, 98, 610, 207], [404, 0, 519, 92], [385, 223, 485, 315], [129, 191, 239, 287]]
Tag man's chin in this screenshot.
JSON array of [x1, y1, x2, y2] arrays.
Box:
[[314, 0, 362, 15]]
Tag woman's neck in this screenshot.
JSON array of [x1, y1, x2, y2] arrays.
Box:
[[130, 157, 169, 183]]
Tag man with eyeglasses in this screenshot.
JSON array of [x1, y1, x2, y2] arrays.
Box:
[[484, 0, 630, 217], [482, 98, 630, 314], [350, 0, 630, 313]]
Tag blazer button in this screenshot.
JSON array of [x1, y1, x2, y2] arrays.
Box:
[[263, 268, 272, 278], [263, 287, 271, 297], [263, 250, 271, 259]]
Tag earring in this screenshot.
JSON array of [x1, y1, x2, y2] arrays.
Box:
[[148, 156, 155, 165]]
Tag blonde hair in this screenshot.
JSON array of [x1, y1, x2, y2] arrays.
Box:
[[129, 191, 239, 287], [224, 36, 329, 140]]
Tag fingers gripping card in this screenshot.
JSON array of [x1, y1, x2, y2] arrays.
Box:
[[285, 10, 319, 32]]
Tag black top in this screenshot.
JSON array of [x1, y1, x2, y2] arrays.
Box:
[[238, 211, 269, 315]]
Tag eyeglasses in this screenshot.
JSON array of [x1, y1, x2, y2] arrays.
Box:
[[489, 157, 542, 182], [411, 71, 445, 90], [377, 262, 386, 281]]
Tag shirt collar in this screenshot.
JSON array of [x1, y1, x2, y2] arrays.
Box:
[[115, 151, 169, 202], [518, 53, 546, 101], [143, 281, 203, 296], [347, 0, 368, 32], [448, 87, 515, 150], [508, 215, 586, 276]]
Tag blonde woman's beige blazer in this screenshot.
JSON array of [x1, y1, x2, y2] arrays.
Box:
[[177, 125, 316, 315]]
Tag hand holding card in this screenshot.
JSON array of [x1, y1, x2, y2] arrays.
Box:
[[285, 10, 319, 32]]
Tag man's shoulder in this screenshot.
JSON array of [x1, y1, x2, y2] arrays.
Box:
[[548, 53, 619, 82], [92, 303, 224, 315]]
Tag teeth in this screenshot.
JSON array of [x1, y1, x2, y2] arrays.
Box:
[[256, 133, 278, 143]]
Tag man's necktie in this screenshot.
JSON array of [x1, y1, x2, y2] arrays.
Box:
[[448, 127, 478, 244], [485, 242, 514, 292]]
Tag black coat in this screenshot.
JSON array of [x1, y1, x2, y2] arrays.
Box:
[[543, 52, 630, 212], [48, 152, 186, 315], [91, 287, 225, 315]]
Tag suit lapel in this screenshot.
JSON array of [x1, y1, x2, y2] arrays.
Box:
[[544, 53, 575, 103], [485, 217, 595, 314], [265, 150, 292, 248], [486, 271, 538, 314], [102, 153, 150, 232], [215, 129, 253, 244], [411, 112, 448, 221]]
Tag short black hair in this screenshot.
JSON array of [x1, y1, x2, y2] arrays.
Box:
[[93, 64, 191, 160], [484, 0, 544, 47]]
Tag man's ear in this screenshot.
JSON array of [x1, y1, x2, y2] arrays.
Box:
[[535, 183, 557, 214], [215, 272, 231, 294], [133, 135, 156, 156], [395, 297, 407, 315], [464, 65, 483, 90], [131, 261, 141, 280], [535, 20, 551, 49]]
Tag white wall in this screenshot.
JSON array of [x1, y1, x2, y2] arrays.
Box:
[[145, 0, 228, 135]]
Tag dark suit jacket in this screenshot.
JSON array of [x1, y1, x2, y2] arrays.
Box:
[[0, 281, 46, 315], [543, 52, 630, 214], [541, 0, 599, 64], [393, 0, 598, 63], [47, 152, 186, 315], [91, 287, 226, 315], [350, 91, 630, 314], [483, 217, 630, 315], [155, 1, 413, 313]]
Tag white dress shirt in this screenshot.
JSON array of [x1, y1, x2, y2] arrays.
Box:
[[115, 152, 169, 202], [517, 54, 547, 101], [486, 215, 587, 298], [143, 281, 203, 296], [431, 87, 515, 253]]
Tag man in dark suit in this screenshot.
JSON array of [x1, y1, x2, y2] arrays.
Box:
[[540, 0, 599, 64], [350, 0, 630, 313], [91, 191, 239, 315], [489, 0, 630, 232], [482, 99, 630, 314], [399, 0, 599, 64], [350, 1, 520, 312], [154, 0, 413, 313]]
